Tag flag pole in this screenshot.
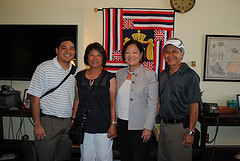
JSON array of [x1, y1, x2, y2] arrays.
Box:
[[94, 8, 103, 12]]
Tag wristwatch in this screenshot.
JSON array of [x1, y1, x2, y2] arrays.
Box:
[[111, 121, 117, 125], [187, 130, 195, 136]]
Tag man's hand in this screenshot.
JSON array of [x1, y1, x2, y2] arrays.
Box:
[[182, 133, 194, 147], [34, 125, 46, 140]]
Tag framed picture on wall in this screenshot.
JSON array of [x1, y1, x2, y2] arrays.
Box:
[[203, 35, 240, 81]]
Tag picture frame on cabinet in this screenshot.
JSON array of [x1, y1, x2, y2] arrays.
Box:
[[23, 89, 31, 109], [237, 94, 240, 113]]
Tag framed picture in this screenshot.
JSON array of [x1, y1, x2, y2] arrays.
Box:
[[23, 89, 31, 109], [203, 35, 240, 81], [237, 94, 240, 112]]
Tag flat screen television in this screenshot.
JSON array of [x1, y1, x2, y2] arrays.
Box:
[[0, 25, 78, 81]]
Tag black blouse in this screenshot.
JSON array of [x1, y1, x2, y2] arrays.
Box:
[[75, 70, 115, 133]]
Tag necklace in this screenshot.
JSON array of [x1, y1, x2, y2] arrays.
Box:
[[87, 69, 102, 86], [128, 69, 134, 75], [89, 79, 94, 86]]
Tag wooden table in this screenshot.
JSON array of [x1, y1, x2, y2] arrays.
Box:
[[198, 108, 240, 151]]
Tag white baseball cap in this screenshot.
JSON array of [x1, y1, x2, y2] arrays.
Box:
[[163, 39, 184, 50]]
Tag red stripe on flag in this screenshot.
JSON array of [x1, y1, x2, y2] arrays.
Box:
[[124, 10, 174, 15], [120, 9, 123, 49], [133, 27, 174, 30], [160, 42, 164, 72], [106, 60, 127, 64], [104, 9, 109, 60], [112, 9, 116, 51], [134, 19, 174, 23], [104, 67, 125, 71], [123, 10, 174, 15], [154, 41, 157, 72]]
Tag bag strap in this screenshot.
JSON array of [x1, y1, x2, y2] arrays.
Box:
[[40, 65, 76, 99], [83, 70, 107, 116]]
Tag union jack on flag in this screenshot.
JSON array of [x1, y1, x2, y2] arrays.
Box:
[[112, 50, 123, 61], [154, 29, 165, 42], [142, 61, 154, 71], [123, 18, 134, 30], [103, 8, 175, 75]]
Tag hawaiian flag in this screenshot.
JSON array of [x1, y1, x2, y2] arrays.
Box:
[[103, 8, 175, 75]]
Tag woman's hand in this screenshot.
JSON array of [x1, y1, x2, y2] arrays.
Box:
[[107, 124, 117, 140], [141, 129, 152, 143]]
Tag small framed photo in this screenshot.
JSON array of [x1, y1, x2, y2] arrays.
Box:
[[237, 94, 240, 112], [23, 89, 31, 109], [203, 35, 240, 81]]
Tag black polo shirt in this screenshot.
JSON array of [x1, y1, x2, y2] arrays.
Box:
[[159, 63, 201, 120]]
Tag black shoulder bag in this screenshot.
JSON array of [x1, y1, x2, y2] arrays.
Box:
[[68, 70, 107, 144], [40, 65, 76, 99]]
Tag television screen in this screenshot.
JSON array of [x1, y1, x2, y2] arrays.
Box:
[[0, 25, 77, 81]]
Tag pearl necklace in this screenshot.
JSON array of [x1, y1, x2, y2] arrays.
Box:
[[128, 69, 134, 75]]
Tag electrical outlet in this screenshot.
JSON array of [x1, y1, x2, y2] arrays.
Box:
[[206, 134, 209, 142], [191, 61, 196, 67]]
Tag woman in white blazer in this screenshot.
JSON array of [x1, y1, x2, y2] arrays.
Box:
[[116, 39, 158, 161]]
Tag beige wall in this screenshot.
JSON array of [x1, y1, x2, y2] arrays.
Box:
[[1, 0, 240, 145]]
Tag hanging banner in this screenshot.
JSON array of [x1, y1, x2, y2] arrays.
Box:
[[103, 8, 175, 75]]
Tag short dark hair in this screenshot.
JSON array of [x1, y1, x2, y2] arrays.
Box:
[[56, 36, 76, 49], [84, 42, 107, 67], [122, 39, 146, 62]]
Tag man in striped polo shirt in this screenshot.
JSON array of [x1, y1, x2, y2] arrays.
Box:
[[28, 36, 77, 161]]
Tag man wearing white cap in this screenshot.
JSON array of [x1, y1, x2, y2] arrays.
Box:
[[158, 38, 201, 161]]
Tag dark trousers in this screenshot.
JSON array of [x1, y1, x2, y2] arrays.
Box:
[[117, 118, 151, 161]]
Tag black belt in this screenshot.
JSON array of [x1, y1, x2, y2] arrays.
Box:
[[161, 118, 182, 124], [40, 113, 65, 119]]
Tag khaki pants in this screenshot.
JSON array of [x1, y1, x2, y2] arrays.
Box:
[[35, 117, 72, 161], [158, 121, 192, 161]]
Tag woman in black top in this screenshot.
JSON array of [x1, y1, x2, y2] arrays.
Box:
[[72, 42, 117, 161]]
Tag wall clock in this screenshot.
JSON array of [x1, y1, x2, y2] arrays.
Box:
[[170, 0, 196, 13]]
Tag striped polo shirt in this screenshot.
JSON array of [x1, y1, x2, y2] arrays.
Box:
[[28, 56, 76, 118]]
